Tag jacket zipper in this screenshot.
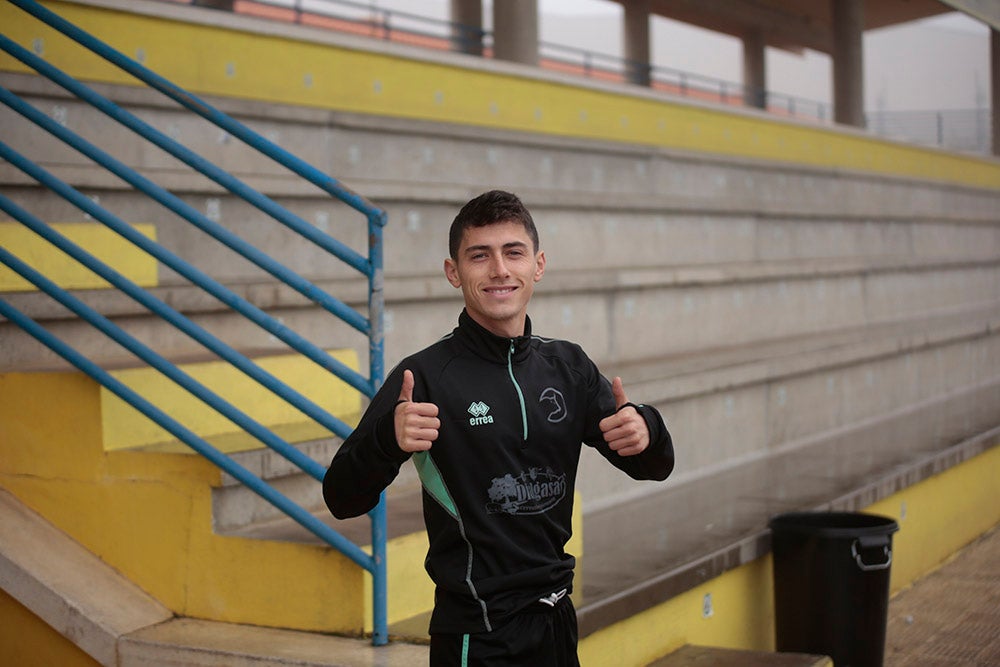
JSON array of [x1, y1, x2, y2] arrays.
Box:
[[508, 341, 528, 442]]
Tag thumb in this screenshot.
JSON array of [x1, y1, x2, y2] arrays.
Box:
[[398, 369, 415, 403], [611, 376, 629, 410]]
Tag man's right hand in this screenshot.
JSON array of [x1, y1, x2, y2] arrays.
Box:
[[394, 369, 440, 452]]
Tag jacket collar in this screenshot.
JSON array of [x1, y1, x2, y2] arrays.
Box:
[[456, 309, 533, 364]]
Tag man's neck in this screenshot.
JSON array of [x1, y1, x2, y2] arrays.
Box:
[[465, 311, 525, 339]]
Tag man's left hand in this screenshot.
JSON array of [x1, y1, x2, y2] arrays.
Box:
[[599, 376, 650, 456]]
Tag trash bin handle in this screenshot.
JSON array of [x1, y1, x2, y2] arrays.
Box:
[[852, 538, 892, 572]]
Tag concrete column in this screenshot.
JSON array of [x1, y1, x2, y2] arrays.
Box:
[[992, 28, 999, 156], [831, 0, 865, 128], [450, 0, 483, 56], [742, 29, 767, 109], [493, 0, 539, 66], [623, 0, 652, 87]]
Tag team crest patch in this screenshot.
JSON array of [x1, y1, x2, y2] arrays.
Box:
[[486, 467, 567, 516]]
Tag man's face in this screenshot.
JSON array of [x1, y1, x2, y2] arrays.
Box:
[[444, 220, 546, 338]]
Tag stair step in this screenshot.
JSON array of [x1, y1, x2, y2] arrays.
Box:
[[0, 488, 173, 667], [387, 610, 432, 643], [649, 645, 830, 667], [0, 222, 158, 292], [120, 617, 429, 666], [616, 302, 1000, 406], [99, 348, 361, 453], [215, 442, 423, 535], [213, 437, 337, 532], [222, 483, 426, 547]]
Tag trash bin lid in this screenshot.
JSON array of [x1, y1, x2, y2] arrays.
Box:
[[769, 511, 899, 538]]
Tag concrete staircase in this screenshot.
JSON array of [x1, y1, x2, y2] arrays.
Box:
[[0, 349, 378, 638], [0, 484, 428, 666]]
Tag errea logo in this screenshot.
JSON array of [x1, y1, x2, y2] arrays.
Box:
[[468, 401, 494, 426]]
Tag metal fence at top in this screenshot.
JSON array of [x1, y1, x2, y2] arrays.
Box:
[[187, 0, 1000, 144], [866, 108, 993, 155], [186, 0, 833, 122]]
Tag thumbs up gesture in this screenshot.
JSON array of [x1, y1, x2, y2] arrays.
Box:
[[394, 369, 440, 453], [598, 377, 650, 457]]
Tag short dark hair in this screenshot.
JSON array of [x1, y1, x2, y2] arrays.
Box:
[[449, 190, 540, 260]]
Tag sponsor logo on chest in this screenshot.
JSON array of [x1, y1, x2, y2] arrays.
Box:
[[467, 400, 494, 426], [486, 468, 567, 515]]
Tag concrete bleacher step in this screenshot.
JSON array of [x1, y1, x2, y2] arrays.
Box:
[[99, 347, 361, 454], [576, 409, 1000, 638], [616, 301, 1000, 408], [217, 301, 1000, 643], [213, 436, 340, 532], [648, 645, 831, 667]]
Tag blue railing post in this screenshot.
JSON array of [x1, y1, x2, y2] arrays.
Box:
[[366, 209, 388, 645]]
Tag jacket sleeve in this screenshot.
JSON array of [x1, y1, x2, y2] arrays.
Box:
[[582, 368, 675, 482], [323, 367, 412, 519]]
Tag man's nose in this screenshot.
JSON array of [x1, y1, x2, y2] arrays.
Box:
[[489, 254, 509, 277]]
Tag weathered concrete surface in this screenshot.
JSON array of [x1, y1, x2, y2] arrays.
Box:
[[2, 70, 998, 514]]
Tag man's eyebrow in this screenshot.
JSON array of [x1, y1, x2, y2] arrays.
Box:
[[462, 241, 529, 254]]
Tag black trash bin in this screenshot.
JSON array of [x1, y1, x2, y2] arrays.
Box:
[[769, 511, 899, 667]]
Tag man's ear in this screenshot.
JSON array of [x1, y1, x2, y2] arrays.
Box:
[[444, 258, 461, 288], [533, 250, 546, 283]]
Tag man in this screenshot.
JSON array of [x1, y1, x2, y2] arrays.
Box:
[[324, 190, 674, 666]]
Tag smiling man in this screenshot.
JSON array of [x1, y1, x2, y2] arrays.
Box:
[[324, 190, 674, 666]]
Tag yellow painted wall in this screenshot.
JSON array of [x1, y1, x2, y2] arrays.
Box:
[[579, 444, 1000, 666], [0, 222, 157, 292], [1, 1, 998, 190], [0, 589, 101, 667], [0, 368, 368, 635], [869, 444, 1000, 592]]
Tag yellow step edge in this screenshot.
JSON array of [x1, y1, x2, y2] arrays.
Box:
[[0, 222, 158, 292], [2, 2, 998, 190], [101, 348, 361, 453]]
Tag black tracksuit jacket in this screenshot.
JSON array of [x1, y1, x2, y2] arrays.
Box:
[[323, 310, 674, 635]]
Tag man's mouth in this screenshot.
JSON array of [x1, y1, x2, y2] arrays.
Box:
[[484, 286, 516, 296]]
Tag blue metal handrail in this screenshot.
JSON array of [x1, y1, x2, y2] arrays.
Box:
[[0, 293, 373, 570], [2, 0, 388, 645], [0, 184, 340, 478], [0, 84, 369, 395]]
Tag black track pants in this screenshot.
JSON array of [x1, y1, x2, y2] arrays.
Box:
[[429, 597, 580, 667]]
